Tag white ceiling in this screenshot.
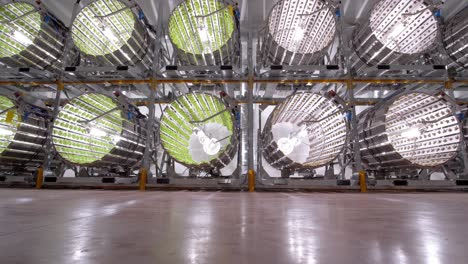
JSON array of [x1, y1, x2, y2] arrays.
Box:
[[41, 0, 468, 30]]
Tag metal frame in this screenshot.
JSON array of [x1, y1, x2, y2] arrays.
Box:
[[0, 0, 467, 191]]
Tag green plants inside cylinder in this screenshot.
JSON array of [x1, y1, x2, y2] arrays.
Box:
[[160, 93, 237, 168], [0, 1, 65, 70], [71, 0, 148, 66], [0, 2, 41, 58], [52, 93, 146, 167], [168, 0, 237, 65], [0, 95, 20, 154]]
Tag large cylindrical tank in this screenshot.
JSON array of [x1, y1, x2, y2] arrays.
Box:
[[359, 92, 461, 171], [52, 93, 146, 167], [71, 0, 151, 67], [159, 93, 237, 169], [168, 0, 239, 66], [0, 95, 47, 167], [260, 0, 337, 65], [351, 0, 438, 70], [0, 0, 66, 70], [443, 6, 468, 72], [262, 92, 347, 171]]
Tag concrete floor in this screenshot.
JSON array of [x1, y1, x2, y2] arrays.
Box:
[[1, 190, 468, 264]]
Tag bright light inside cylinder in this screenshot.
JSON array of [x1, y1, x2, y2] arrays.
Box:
[[89, 127, 107, 138], [0, 2, 41, 58], [168, 0, 235, 55], [293, 26, 306, 43], [52, 94, 125, 165], [263, 93, 347, 170], [443, 6, 468, 72], [12, 30, 33, 46], [71, 0, 136, 56], [193, 127, 221, 155], [160, 93, 236, 167], [0, 96, 20, 155], [102, 27, 119, 43], [0, 126, 14, 136], [384, 93, 460, 167], [268, 0, 336, 54], [277, 126, 307, 155], [400, 127, 422, 139], [369, 0, 437, 54]]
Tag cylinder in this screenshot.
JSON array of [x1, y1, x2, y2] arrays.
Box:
[[0, 95, 47, 167], [443, 6, 468, 72], [0, 1, 66, 70], [71, 0, 151, 66], [262, 92, 347, 171], [261, 0, 337, 66], [351, 0, 438, 69], [160, 93, 237, 169], [359, 92, 461, 171], [168, 0, 239, 66], [52, 93, 146, 167]]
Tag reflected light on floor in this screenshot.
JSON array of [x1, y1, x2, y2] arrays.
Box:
[[287, 209, 317, 264]]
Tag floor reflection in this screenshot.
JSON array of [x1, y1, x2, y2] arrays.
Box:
[[417, 213, 441, 264], [287, 208, 318, 264], [185, 199, 213, 264]]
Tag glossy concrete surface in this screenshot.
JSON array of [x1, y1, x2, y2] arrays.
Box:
[[1, 190, 468, 264]]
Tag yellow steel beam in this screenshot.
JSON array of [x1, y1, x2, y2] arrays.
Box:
[[1, 78, 467, 88], [353, 79, 445, 84], [60, 78, 457, 86], [255, 79, 344, 84], [63, 79, 152, 86], [359, 170, 367, 193], [248, 170, 256, 192], [139, 168, 148, 192], [0, 81, 57, 86], [36, 167, 44, 189]]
